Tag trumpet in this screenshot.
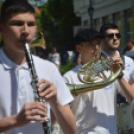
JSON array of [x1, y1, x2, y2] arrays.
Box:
[[24, 32, 51, 134]]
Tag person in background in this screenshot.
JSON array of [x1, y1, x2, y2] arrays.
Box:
[[61, 47, 69, 64], [48, 46, 61, 70], [100, 23, 134, 88], [121, 39, 134, 60], [63, 28, 134, 134], [40, 49, 49, 60], [100, 23, 134, 131]]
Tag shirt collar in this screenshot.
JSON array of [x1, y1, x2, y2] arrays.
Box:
[[76, 62, 82, 71], [0, 48, 29, 70], [101, 50, 119, 58]]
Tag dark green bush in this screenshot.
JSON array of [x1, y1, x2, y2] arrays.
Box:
[[60, 59, 74, 75]]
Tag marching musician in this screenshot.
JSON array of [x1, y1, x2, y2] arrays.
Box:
[[100, 23, 134, 93], [130, 72, 134, 120], [63, 28, 134, 134], [0, 0, 76, 134]]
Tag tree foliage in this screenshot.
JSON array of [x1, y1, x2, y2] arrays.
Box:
[[39, 0, 81, 51]]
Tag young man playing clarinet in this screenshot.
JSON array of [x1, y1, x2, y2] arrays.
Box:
[[0, 0, 76, 134]]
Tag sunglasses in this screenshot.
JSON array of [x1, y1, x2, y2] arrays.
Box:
[[106, 33, 121, 39]]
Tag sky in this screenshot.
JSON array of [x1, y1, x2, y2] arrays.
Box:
[[29, 0, 48, 6]]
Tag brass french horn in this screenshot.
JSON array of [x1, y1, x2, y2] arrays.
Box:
[[67, 57, 122, 96], [31, 31, 122, 97]]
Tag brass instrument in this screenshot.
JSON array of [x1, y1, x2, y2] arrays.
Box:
[[67, 57, 122, 96], [30, 31, 46, 49], [30, 31, 122, 97], [24, 31, 51, 134]]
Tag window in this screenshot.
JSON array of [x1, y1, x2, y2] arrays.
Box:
[[83, 20, 89, 27], [113, 12, 121, 32], [102, 16, 109, 24], [125, 9, 133, 41]]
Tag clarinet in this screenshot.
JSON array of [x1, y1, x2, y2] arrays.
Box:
[[24, 42, 51, 134]]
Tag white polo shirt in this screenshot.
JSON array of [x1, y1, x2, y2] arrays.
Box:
[[63, 55, 134, 134], [48, 52, 60, 65], [0, 48, 73, 134]]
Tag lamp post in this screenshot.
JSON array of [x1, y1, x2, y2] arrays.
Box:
[[88, 0, 94, 28], [53, 19, 57, 49]]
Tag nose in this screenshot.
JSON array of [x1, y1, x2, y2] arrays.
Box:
[[113, 34, 117, 39], [94, 45, 101, 58], [21, 24, 29, 35], [94, 44, 101, 51]]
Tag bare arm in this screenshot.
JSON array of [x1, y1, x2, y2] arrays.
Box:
[[0, 115, 17, 132], [50, 103, 76, 134], [118, 77, 134, 103], [0, 102, 47, 133], [37, 79, 77, 134], [112, 56, 134, 103]]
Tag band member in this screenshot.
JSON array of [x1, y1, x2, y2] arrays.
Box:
[[63, 28, 134, 134], [100, 23, 134, 89], [0, 0, 76, 134]]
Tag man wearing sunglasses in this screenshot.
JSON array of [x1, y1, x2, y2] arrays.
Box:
[[100, 23, 134, 124], [100, 23, 134, 87], [62, 26, 134, 134]]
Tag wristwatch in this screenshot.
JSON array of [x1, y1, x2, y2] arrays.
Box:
[[117, 72, 124, 79]]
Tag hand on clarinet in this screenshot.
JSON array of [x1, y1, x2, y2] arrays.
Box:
[[15, 102, 47, 127], [37, 79, 57, 105]]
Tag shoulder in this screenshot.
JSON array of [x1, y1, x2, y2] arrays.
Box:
[[32, 55, 57, 70], [124, 55, 134, 64], [63, 64, 81, 78]]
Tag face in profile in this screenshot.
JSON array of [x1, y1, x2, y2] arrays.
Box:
[[127, 41, 134, 50]]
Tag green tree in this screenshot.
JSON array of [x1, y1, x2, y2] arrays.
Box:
[[39, 0, 80, 51]]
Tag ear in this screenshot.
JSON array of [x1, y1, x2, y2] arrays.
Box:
[[76, 45, 81, 53]]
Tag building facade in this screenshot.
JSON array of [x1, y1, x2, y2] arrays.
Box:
[[73, 0, 134, 48]]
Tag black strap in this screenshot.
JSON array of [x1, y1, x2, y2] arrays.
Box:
[[117, 51, 126, 104], [119, 51, 125, 64]]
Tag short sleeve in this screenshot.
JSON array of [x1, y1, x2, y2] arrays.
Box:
[[63, 76, 69, 83], [51, 69, 74, 106], [123, 56, 134, 82], [114, 79, 122, 93]]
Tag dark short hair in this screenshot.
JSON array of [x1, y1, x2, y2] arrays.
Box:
[[100, 23, 119, 35], [0, 0, 35, 25], [128, 39, 134, 46]]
